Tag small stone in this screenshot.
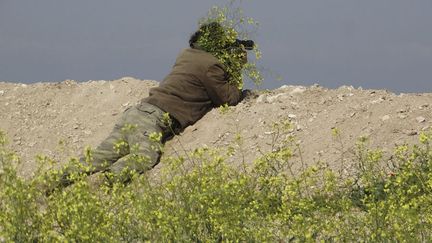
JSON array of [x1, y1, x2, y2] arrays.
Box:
[[419, 104, 429, 109], [403, 129, 418, 136], [13, 137, 22, 145], [256, 94, 267, 103], [267, 93, 288, 103], [370, 97, 385, 104], [0, 90, 4, 96], [318, 99, 326, 105], [84, 130, 92, 135], [288, 114, 297, 119], [381, 115, 390, 121], [398, 114, 407, 119], [289, 87, 306, 95], [416, 116, 426, 123], [63, 79, 76, 86], [277, 85, 290, 90]]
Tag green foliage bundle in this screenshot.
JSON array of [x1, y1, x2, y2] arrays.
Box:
[[1, 126, 432, 241], [197, 0, 263, 89]]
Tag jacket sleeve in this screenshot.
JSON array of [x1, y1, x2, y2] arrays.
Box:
[[203, 63, 242, 106]]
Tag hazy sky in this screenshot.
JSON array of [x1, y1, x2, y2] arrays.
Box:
[[1, 0, 431, 93]]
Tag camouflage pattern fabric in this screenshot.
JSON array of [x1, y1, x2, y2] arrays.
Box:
[[63, 102, 172, 185]]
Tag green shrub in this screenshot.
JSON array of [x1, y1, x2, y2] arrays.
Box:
[[1, 127, 432, 242]]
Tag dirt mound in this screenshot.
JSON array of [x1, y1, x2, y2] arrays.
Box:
[[1, 77, 431, 177]]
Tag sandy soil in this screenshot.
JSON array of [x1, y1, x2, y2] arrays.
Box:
[[1, 77, 431, 178]]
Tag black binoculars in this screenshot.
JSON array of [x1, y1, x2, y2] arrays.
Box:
[[234, 39, 255, 50]]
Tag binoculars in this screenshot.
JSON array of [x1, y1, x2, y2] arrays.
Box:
[[234, 39, 255, 50]]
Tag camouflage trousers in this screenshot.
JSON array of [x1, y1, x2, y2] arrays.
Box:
[[63, 102, 174, 185]]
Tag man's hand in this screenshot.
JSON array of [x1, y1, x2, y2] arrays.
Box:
[[241, 89, 259, 101]]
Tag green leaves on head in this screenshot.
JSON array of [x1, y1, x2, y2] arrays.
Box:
[[197, 2, 263, 89]]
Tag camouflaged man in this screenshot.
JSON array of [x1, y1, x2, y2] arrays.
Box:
[[60, 22, 252, 186]]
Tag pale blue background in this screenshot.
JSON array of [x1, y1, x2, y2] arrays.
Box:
[[1, 0, 431, 92]]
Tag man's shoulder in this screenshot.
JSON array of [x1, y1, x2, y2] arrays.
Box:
[[178, 48, 220, 66]]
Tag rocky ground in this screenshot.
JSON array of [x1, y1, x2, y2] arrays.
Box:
[[1, 77, 431, 178]]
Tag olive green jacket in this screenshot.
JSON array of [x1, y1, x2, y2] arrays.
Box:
[[142, 48, 242, 129]]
